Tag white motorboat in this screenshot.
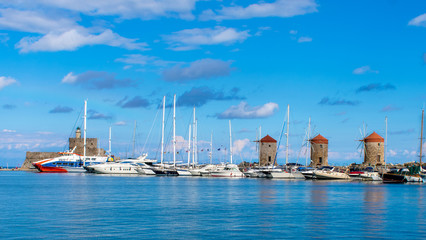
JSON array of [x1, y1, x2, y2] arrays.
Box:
[[87, 155, 156, 174], [359, 171, 382, 181], [313, 167, 350, 180], [210, 164, 244, 178]]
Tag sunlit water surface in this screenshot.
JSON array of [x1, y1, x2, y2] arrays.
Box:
[[0, 172, 425, 239]]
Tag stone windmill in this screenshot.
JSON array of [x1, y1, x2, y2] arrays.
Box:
[[309, 134, 328, 167], [359, 132, 385, 166]]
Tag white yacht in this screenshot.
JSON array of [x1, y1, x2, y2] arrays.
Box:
[[313, 167, 351, 180], [87, 155, 157, 174], [210, 163, 244, 178]]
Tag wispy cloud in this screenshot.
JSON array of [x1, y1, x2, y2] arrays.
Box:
[[49, 106, 73, 113], [408, 13, 426, 27], [114, 121, 126, 126], [177, 87, 245, 107], [233, 138, 251, 154], [3, 0, 197, 20], [0, 8, 148, 53], [356, 83, 396, 93], [117, 96, 150, 108], [381, 104, 401, 112], [2, 104, 16, 110], [61, 71, 136, 90], [163, 59, 233, 82], [164, 26, 250, 50], [298, 36, 312, 43], [16, 29, 147, 53], [217, 101, 279, 119], [2, 129, 16, 133], [200, 0, 318, 21], [0, 76, 18, 90], [319, 97, 360, 106], [352, 65, 379, 75], [88, 110, 112, 120], [389, 129, 415, 135]]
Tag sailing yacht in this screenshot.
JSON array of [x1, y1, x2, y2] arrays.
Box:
[[210, 121, 244, 178], [33, 100, 108, 173]]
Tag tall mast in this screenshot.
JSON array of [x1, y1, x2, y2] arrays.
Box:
[[188, 124, 191, 167], [210, 131, 213, 164], [286, 104, 290, 165], [108, 126, 112, 156], [385, 116, 388, 169], [420, 109, 424, 167], [259, 126, 261, 161], [306, 117, 311, 167], [83, 100, 87, 158], [195, 120, 198, 165], [229, 120, 233, 164], [161, 96, 165, 165], [132, 120, 136, 158], [192, 107, 196, 167], [173, 94, 176, 167]]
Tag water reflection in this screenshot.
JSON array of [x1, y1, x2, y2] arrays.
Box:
[[363, 185, 385, 238], [308, 182, 329, 238]]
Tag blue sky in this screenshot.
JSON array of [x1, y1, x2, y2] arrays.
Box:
[[1, 0, 426, 166]]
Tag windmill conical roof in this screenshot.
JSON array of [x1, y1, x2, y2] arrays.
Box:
[[260, 135, 277, 143], [363, 131, 384, 143], [310, 134, 328, 144]]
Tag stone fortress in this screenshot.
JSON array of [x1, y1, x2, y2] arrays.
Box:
[[21, 127, 106, 170]]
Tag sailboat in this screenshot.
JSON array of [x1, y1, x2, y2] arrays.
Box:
[[383, 109, 425, 183], [151, 95, 178, 176], [210, 120, 244, 177], [263, 105, 304, 179], [33, 100, 108, 173]]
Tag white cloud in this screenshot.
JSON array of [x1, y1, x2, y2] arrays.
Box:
[[352, 65, 379, 75], [289, 30, 298, 35], [163, 59, 233, 82], [61, 71, 136, 89], [114, 121, 127, 126], [233, 138, 250, 154], [0, 8, 77, 34], [200, 0, 318, 21], [0, 0, 197, 20], [2, 129, 16, 133], [0, 76, 18, 90], [298, 36, 312, 43], [164, 26, 250, 50], [388, 149, 397, 157], [115, 54, 176, 68], [16, 29, 147, 53], [408, 13, 426, 27], [218, 101, 279, 119]]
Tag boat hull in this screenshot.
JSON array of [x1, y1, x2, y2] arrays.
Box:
[[313, 171, 350, 180]]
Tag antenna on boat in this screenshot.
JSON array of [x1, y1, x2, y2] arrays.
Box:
[[188, 123, 191, 167], [132, 120, 137, 158], [108, 126, 112, 156], [420, 108, 424, 169], [192, 107, 196, 167], [210, 131, 213, 164], [173, 94, 176, 168], [286, 104, 290, 166], [161, 96, 165, 165], [229, 120, 233, 164], [306, 117, 311, 167], [385, 116, 387, 169], [83, 99, 87, 164]]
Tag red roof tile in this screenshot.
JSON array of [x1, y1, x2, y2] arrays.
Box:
[[310, 134, 328, 144], [363, 131, 384, 143], [260, 135, 277, 143]]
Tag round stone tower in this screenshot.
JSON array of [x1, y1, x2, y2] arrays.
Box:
[[362, 132, 384, 166], [310, 134, 328, 167], [259, 135, 277, 166], [75, 127, 81, 139]]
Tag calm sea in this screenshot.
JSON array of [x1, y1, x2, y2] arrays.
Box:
[[0, 171, 425, 239]]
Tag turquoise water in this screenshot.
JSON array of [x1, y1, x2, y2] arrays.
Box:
[[0, 172, 425, 239]]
